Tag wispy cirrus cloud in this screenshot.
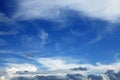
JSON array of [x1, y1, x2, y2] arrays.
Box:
[[39, 30, 48, 48], [0, 12, 21, 36], [12, 0, 120, 44], [0, 12, 12, 23], [20, 30, 48, 49], [114, 53, 120, 62], [0, 12, 18, 26], [87, 23, 119, 44], [14, 0, 120, 22], [88, 33, 102, 44], [0, 31, 19, 36], [0, 50, 40, 54], [0, 39, 6, 46]]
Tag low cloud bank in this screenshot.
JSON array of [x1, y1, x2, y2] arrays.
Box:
[[1, 57, 120, 80], [36, 58, 120, 73]]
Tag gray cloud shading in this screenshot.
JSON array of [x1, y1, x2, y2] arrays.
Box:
[[9, 70, 120, 80]]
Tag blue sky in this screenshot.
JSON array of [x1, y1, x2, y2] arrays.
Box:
[[0, 0, 120, 72]]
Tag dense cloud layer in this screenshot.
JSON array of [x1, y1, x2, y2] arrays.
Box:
[[10, 70, 120, 80], [1, 58, 120, 80]]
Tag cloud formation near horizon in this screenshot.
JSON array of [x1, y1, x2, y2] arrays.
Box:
[[14, 0, 120, 22], [1, 57, 120, 80], [36, 57, 120, 73]]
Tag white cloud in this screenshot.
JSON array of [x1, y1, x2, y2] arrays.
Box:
[[0, 76, 6, 80], [6, 63, 37, 73], [14, 0, 120, 22], [0, 63, 38, 80], [90, 62, 120, 73], [1, 57, 120, 79], [36, 57, 120, 73], [36, 58, 80, 70]]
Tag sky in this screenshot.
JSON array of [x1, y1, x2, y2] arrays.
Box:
[[0, 0, 120, 75]]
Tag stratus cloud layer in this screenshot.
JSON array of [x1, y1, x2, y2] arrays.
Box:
[[14, 0, 120, 22]]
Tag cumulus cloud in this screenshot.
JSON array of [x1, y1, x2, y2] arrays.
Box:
[[0, 63, 37, 80], [14, 0, 120, 22]]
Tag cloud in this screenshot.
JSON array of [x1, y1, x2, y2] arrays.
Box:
[[0, 57, 29, 64], [0, 70, 7, 78], [0, 12, 18, 25], [90, 62, 120, 73], [39, 30, 48, 48], [20, 30, 48, 49], [0, 12, 21, 36], [0, 39, 6, 46], [6, 63, 37, 73], [36, 57, 120, 73], [0, 76, 6, 80], [2, 57, 120, 74], [0, 12, 12, 23], [0, 31, 19, 36], [21, 35, 40, 49], [14, 0, 120, 22], [0, 63, 37, 80], [36, 58, 80, 70], [0, 50, 40, 54], [88, 34, 102, 44], [87, 24, 118, 44], [114, 53, 120, 62], [1, 57, 120, 79]]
